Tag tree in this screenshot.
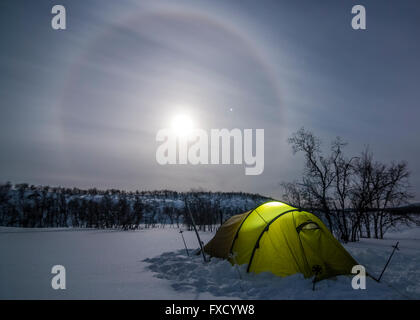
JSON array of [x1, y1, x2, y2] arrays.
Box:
[[352, 149, 413, 239], [284, 128, 414, 241], [287, 128, 335, 230]]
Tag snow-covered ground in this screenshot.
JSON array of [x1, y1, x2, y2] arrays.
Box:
[[0, 226, 419, 299]]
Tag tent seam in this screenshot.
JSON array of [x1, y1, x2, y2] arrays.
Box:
[[246, 208, 299, 273], [229, 200, 279, 255], [293, 211, 312, 276]]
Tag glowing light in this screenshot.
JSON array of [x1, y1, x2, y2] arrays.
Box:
[[171, 114, 194, 137]]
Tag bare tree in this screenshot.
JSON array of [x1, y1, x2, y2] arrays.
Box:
[[330, 138, 358, 242], [287, 128, 336, 230], [284, 129, 414, 242]]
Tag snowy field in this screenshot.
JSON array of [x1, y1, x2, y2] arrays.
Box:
[[0, 226, 419, 299]]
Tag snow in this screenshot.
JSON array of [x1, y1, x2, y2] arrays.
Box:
[[0, 226, 419, 299], [0, 227, 224, 299]]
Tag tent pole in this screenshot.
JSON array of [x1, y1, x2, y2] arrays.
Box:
[[312, 265, 322, 291], [179, 230, 189, 256], [312, 278, 317, 291]]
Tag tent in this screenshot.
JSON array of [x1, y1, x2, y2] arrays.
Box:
[[204, 201, 357, 280]]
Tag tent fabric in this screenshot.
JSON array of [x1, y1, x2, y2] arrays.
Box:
[[203, 201, 357, 280], [202, 211, 249, 259]]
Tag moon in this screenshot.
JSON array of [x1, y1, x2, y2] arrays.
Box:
[[171, 114, 195, 137]]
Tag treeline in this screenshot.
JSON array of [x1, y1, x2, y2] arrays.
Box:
[[282, 128, 416, 242], [0, 182, 267, 230]]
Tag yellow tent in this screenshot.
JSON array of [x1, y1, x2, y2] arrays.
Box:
[[204, 201, 357, 280]]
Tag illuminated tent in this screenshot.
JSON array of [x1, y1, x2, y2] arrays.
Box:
[[204, 201, 357, 280]]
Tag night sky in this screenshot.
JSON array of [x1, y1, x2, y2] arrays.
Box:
[[1, 0, 419, 200]]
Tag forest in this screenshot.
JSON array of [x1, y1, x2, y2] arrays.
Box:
[[0, 183, 267, 231]]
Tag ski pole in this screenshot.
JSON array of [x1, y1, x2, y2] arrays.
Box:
[[185, 199, 208, 262], [377, 241, 399, 282], [179, 230, 189, 256]]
